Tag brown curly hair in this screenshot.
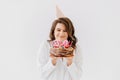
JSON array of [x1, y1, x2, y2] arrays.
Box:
[[49, 17, 77, 48]]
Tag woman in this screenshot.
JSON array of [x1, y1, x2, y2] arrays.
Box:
[[37, 17, 82, 80]]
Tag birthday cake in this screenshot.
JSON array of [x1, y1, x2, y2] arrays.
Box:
[[50, 40, 74, 57]]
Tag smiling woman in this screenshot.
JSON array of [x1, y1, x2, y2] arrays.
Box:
[[54, 23, 68, 41], [37, 17, 82, 80], [49, 17, 77, 48]]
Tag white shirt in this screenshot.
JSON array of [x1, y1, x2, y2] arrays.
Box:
[[37, 40, 82, 80]]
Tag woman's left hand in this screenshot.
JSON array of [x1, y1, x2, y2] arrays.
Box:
[[65, 56, 74, 66]]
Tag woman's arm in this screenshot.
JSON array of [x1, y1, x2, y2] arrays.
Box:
[[37, 41, 57, 78], [64, 44, 83, 80]]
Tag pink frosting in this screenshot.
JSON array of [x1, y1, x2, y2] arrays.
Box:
[[52, 40, 72, 48]]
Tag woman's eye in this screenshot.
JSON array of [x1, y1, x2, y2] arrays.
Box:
[[57, 29, 61, 31], [63, 30, 67, 32]]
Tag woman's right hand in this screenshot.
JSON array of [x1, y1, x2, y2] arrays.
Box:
[[50, 48, 59, 55], [50, 48, 61, 57], [50, 54, 62, 65]]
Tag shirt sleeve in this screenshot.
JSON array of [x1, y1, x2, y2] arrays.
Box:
[[66, 44, 83, 80], [36, 41, 56, 78]]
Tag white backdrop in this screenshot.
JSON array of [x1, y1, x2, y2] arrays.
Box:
[[0, 0, 120, 80]]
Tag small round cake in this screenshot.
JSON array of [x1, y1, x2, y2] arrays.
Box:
[[49, 40, 74, 57], [50, 47, 74, 57]]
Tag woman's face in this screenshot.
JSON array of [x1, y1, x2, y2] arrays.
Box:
[[54, 23, 68, 41]]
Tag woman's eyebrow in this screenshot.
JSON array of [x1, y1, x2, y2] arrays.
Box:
[[56, 28, 61, 30]]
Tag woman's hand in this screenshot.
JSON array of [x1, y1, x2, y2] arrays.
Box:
[[50, 54, 62, 65], [65, 56, 74, 66], [50, 48, 60, 57]]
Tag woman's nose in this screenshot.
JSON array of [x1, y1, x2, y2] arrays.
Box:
[[59, 31, 64, 36]]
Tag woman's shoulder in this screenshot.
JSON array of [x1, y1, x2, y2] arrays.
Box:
[[39, 40, 51, 47], [39, 40, 48, 45], [76, 42, 81, 49], [75, 42, 81, 53]]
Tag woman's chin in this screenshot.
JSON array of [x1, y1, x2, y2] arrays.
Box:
[[56, 39, 67, 41]]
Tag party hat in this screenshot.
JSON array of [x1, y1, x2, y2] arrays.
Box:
[[56, 5, 65, 18]]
